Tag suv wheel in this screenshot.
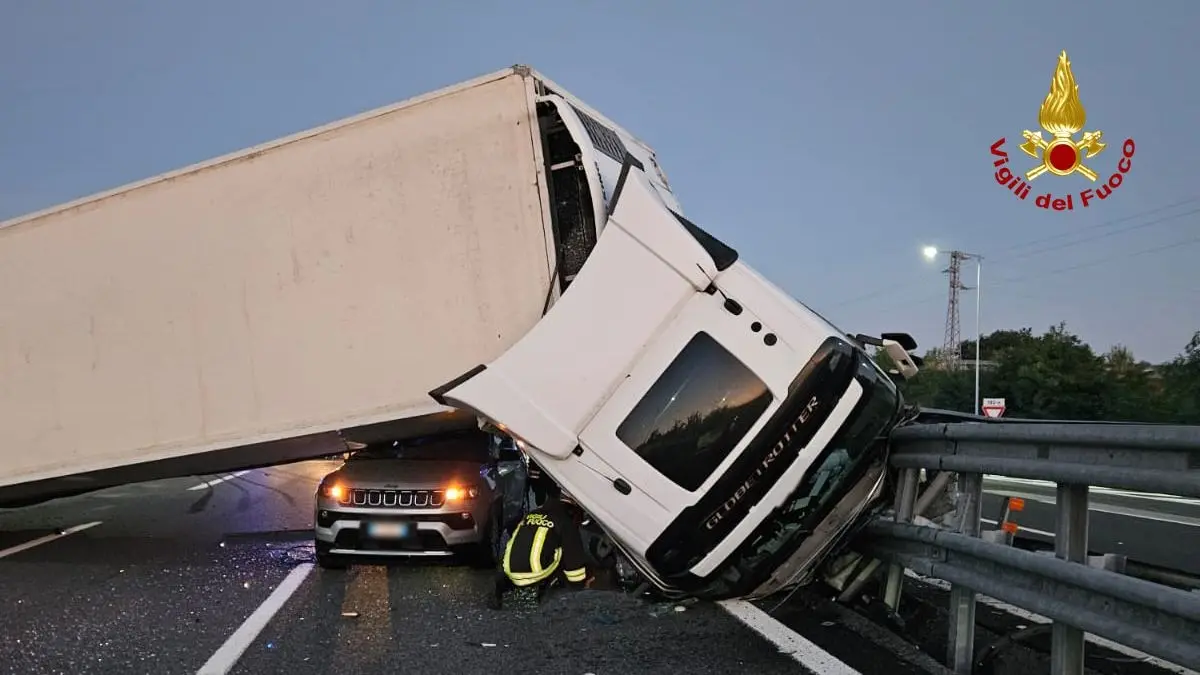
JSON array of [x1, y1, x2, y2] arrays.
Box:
[[469, 507, 504, 569], [315, 541, 346, 570], [492, 508, 514, 562]]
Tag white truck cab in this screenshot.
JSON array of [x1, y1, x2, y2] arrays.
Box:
[[431, 156, 908, 599]]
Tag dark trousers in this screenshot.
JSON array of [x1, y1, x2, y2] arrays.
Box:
[[489, 567, 567, 609]]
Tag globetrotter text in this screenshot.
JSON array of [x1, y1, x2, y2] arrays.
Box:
[[989, 137, 1136, 210]]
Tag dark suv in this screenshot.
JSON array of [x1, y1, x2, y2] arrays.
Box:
[[314, 429, 529, 568]]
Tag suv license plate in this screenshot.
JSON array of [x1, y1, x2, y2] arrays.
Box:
[[368, 522, 410, 539]]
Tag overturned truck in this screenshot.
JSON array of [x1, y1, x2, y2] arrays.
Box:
[[430, 152, 924, 599], [0, 64, 921, 600]]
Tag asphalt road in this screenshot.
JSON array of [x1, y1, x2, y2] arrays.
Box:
[[4, 463, 1193, 674], [980, 476, 1200, 577], [0, 460, 858, 675]]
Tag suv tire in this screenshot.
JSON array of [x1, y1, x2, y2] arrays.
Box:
[[468, 506, 505, 569], [315, 541, 347, 570]]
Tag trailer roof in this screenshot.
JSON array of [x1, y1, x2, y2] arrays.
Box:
[[2, 65, 658, 232]]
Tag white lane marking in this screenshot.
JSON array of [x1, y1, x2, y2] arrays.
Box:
[[188, 470, 252, 491], [719, 599, 860, 675], [980, 517, 1056, 538], [0, 521, 103, 559], [984, 476, 1200, 506], [982, 489, 1200, 528], [903, 570, 1199, 675], [1083, 502, 1200, 527], [196, 563, 314, 675]]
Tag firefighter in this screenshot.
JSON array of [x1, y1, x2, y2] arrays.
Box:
[[489, 482, 590, 609]]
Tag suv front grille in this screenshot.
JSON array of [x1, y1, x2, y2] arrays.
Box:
[[341, 489, 445, 509]]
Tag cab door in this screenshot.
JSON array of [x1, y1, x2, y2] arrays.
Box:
[[429, 159, 744, 554], [576, 292, 786, 521]]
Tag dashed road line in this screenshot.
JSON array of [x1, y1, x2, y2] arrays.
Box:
[[719, 599, 860, 674], [0, 521, 103, 559], [195, 563, 314, 675], [188, 470, 252, 491]]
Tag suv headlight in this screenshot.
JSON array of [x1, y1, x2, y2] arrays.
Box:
[[319, 481, 345, 501], [444, 486, 479, 501]]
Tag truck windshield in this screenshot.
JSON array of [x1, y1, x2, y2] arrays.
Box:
[[350, 432, 490, 463], [721, 360, 899, 589], [616, 331, 773, 492]]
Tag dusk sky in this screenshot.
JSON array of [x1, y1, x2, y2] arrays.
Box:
[[2, 1, 1197, 364]]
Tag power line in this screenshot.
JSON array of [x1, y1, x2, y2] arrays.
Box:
[[825, 197, 1200, 309], [989, 196, 1200, 256], [856, 234, 1200, 313], [991, 233, 1200, 285], [995, 206, 1200, 264]]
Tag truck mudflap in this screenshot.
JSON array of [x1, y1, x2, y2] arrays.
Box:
[[427, 155, 737, 460]]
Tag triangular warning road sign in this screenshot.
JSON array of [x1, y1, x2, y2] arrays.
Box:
[[981, 397, 1006, 418]]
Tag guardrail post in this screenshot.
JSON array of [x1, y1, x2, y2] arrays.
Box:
[[1052, 483, 1089, 675], [913, 469, 953, 519], [883, 468, 919, 611], [948, 471, 983, 674]]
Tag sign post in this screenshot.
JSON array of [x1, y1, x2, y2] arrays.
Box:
[[981, 397, 1006, 418]]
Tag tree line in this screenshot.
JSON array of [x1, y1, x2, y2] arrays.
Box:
[[875, 324, 1200, 424]]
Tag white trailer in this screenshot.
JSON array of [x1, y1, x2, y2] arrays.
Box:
[[0, 65, 679, 506]]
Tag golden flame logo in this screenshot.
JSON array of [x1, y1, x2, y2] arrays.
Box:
[[1018, 51, 1107, 181]]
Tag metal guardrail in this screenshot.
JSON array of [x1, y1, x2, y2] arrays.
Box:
[[856, 419, 1200, 675]]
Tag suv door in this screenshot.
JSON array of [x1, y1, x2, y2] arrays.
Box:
[[491, 435, 528, 526]]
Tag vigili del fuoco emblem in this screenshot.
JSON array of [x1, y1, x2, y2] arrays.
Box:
[[989, 51, 1135, 211]]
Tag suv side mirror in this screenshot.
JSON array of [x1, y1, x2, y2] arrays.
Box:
[[497, 444, 524, 463], [492, 436, 523, 462]]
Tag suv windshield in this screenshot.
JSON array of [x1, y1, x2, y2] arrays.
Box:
[[350, 431, 490, 463], [617, 331, 774, 491]]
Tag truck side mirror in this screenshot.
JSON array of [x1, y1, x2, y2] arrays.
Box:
[[883, 339, 920, 380]]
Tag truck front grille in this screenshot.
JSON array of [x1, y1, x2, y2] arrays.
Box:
[[342, 489, 445, 509]]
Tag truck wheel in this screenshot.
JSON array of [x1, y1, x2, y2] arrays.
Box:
[[581, 525, 616, 570]]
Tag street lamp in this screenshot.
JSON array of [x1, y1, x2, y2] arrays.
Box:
[[922, 246, 984, 415]]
